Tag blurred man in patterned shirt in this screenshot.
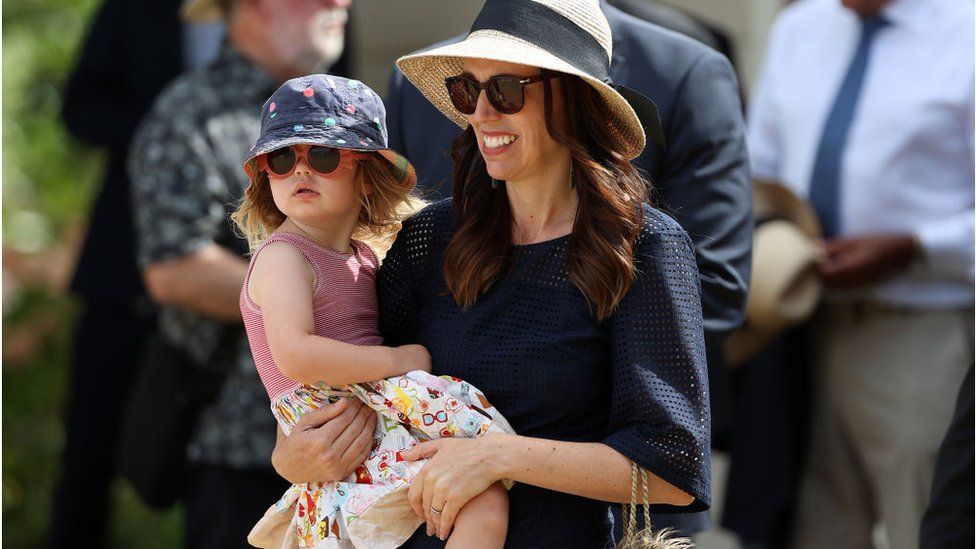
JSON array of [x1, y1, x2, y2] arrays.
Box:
[[128, 1, 358, 546]]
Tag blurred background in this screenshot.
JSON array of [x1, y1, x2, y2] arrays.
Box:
[[3, 0, 122, 544], [3, 1, 971, 548], [0, 0, 770, 547]]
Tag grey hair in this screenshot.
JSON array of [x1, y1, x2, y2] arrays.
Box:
[[216, 0, 240, 19]]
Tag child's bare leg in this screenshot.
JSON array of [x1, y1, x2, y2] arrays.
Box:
[[444, 481, 508, 548]]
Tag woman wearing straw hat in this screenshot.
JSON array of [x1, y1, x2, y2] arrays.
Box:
[[273, 1, 710, 546]]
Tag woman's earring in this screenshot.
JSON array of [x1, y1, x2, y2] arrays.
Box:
[[569, 162, 575, 190], [491, 178, 500, 189]]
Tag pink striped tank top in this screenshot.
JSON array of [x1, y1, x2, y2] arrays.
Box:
[[240, 231, 383, 401]]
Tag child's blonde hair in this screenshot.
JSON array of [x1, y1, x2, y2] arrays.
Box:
[[232, 152, 423, 258]]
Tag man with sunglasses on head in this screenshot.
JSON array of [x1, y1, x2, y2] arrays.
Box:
[[127, 1, 361, 546]]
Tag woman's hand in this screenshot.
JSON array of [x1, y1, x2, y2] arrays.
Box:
[[400, 433, 508, 540], [271, 397, 376, 484], [394, 344, 432, 374]]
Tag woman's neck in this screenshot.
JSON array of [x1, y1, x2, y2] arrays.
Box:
[[278, 216, 357, 254], [505, 158, 578, 245]]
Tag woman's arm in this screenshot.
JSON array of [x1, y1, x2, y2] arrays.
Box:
[[250, 241, 429, 386], [400, 433, 693, 540], [491, 434, 692, 505]]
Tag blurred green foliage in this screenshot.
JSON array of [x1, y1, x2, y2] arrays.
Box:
[[3, 1, 181, 546], [3, 0, 102, 249]]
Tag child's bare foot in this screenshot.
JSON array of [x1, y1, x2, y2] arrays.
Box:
[[443, 481, 508, 548]]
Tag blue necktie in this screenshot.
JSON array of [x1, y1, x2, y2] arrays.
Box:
[[808, 16, 888, 238]]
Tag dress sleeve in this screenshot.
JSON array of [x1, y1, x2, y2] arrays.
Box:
[[602, 208, 711, 513]]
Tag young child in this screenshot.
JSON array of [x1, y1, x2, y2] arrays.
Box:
[[233, 75, 514, 549]]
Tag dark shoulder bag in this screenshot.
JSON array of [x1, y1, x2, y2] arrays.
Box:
[[117, 327, 239, 509]]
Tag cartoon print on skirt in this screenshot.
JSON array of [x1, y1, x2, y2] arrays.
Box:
[[248, 370, 515, 549]]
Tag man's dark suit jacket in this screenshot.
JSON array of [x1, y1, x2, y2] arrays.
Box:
[[608, 0, 736, 66], [384, 1, 752, 536], [62, 0, 185, 300], [919, 366, 975, 549], [54, 2, 183, 545]]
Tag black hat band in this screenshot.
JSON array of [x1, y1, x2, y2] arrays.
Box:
[[469, 0, 612, 84], [467, 0, 666, 148]]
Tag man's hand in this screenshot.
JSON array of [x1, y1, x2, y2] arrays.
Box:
[[818, 234, 919, 289], [271, 397, 377, 484]]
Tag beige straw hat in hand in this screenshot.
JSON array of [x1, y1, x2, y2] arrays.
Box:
[[724, 181, 824, 366]]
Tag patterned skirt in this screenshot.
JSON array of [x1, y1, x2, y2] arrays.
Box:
[[247, 370, 515, 549]]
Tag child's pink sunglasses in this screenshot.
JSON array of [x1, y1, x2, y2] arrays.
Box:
[[255, 145, 370, 179]]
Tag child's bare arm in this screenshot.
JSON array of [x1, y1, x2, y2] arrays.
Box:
[[250, 241, 430, 386], [444, 482, 508, 547]]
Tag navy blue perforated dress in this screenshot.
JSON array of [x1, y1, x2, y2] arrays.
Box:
[[378, 199, 710, 548]]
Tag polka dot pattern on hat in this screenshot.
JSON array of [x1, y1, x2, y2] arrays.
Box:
[[245, 74, 416, 189]]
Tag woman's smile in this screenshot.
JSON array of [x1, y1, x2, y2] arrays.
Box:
[[461, 58, 568, 183], [480, 130, 520, 157]]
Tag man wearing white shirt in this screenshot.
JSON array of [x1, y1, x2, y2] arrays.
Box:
[[748, 0, 974, 547]]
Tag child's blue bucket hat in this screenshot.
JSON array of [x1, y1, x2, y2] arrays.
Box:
[[243, 74, 416, 189]]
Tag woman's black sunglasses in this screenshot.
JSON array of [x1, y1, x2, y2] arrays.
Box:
[[444, 73, 561, 115]]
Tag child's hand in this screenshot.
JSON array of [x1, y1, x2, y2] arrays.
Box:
[[395, 344, 432, 374]]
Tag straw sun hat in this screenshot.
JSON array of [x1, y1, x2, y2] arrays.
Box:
[[724, 181, 824, 367], [396, 0, 665, 160]]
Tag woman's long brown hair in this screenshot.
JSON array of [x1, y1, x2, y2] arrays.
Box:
[[443, 72, 649, 320]]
